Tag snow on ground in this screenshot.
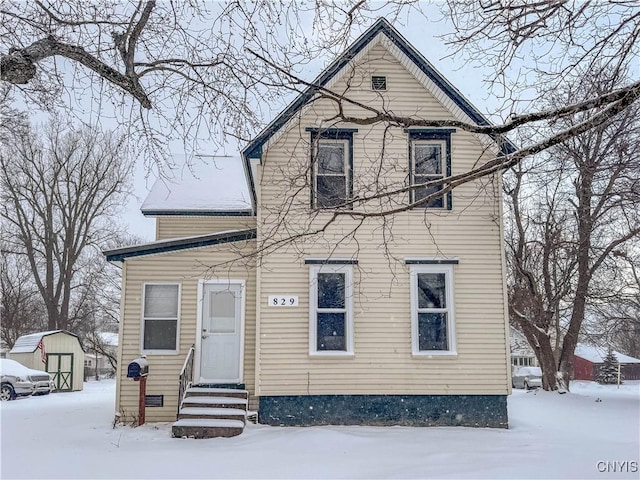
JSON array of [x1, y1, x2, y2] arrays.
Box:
[[1, 380, 638, 479]]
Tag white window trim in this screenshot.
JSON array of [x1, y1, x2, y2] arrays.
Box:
[[411, 139, 447, 209], [141, 282, 181, 355], [309, 264, 354, 357], [314, 138, 350, 208], [410, 264, 457, 356]]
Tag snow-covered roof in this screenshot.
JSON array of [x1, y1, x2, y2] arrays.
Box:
[[141, 156, 252, 215], [10, 330, 82, 354], [10, 330, 63, 353], [574, 344, 640, 364], [98, 332, 118, 346]]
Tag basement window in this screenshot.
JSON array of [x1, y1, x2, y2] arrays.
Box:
[[371, 75, 387, 91]]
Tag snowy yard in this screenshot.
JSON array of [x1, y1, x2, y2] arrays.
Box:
[[1, 380, 638, 479]]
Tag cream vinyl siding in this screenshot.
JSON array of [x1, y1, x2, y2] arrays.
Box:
[[116, 240, 256, 423], [256, 43, 509, 396], [155, 216, 256, 240]]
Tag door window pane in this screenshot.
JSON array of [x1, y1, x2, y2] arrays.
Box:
[[209, 290, 236, 333], [211, 290, 235, 318]]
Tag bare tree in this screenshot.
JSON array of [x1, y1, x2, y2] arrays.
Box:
[[0, 249, 47, 348], [585, 252, 640, 358], [0, 120, 133, 331], [506, 68, 640, 391], [1, 1, 638, 189]]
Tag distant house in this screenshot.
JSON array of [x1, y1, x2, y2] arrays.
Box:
[[510, 327, 538, 370], [105, 18, 513, 436], [573, 344, 640, 381], [9, 330, 84, 391], [84, 332, 118, 379]]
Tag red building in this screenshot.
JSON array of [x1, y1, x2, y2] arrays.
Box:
[[573, 344, 640, 381]]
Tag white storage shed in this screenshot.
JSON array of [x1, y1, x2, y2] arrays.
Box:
[[10, 330, 84, 391]]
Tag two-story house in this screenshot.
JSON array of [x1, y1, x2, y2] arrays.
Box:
[[105, 18, 512, 438]]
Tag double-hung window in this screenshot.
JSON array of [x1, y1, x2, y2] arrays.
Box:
[[410, 264, 456, 355], [309, 264, 354, 355], [408, 130, 454, 209], [307, 128, 356, 209], [142, 283, 180, 353]]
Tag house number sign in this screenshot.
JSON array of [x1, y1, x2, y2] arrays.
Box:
[[268, 295, 299, 307]]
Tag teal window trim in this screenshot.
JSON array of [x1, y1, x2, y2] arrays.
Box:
[[407, 129, 454, 210], [308, 128, 357, 210]]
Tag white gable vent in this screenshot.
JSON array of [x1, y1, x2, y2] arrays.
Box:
[[371, 75, 387, 91]]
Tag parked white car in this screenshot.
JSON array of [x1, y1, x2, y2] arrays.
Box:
[[0, 359, 54, 400], [512, 366, 543, 390]]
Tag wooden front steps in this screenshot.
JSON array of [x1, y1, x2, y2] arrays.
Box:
[[172, 387, 248, 438]]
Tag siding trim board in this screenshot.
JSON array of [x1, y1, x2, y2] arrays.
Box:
[[259, 394, 508, 428], [104, 229, 257, 263]]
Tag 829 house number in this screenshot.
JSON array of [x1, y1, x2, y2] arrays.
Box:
[[268, 295, 299, 307]]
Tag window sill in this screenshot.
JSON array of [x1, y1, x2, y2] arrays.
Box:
[[309, 352, 355, 359], [141, 350, 179, 356], [412, 351, 458, 358]]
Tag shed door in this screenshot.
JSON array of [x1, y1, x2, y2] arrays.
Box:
[[199, 283, 243, 383], [47, 353, 73, 391]]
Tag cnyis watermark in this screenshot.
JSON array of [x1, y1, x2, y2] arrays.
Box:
[[596, 461, 638, 473]]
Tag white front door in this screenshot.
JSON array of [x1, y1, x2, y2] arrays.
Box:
[[199, 282, 243, 383]]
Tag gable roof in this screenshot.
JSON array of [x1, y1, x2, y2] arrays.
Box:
[[241, 17, 516, 209], [10, 330, 82, 354], [141, 156, 253, 216], [574, 344, 640, 364], [104, 229, 257, 264]]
